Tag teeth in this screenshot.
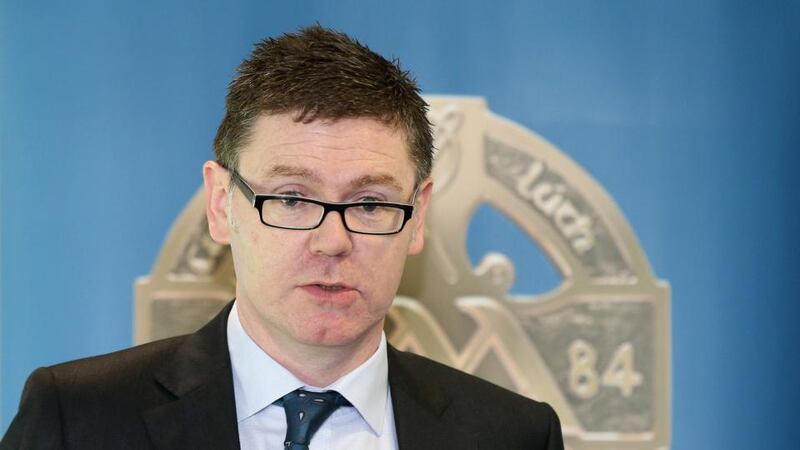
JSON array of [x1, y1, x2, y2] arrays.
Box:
[[318, 284, 343, 291]]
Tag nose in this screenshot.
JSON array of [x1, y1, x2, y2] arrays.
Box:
[[308, 210, 353, 256]]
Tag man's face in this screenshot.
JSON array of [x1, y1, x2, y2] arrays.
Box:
[[204, 114, 432, 351]]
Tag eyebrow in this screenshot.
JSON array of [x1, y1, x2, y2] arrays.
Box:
[[260, 165, 404, 193], [262, 165, 321, 183], [349, 174, 404, 193]]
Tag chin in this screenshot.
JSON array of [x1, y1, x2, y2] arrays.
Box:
[[295, 331, 358, 348], [293, 320, 379, 349]]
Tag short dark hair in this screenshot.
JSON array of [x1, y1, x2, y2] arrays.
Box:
[[214, 25, 433, 185]]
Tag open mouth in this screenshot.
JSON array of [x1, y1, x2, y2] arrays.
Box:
[[306, 282, 355, 292], [316, 284, 346, 292], [301, 283, 357, 302]]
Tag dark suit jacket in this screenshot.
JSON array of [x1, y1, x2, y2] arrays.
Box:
[[2, 303, 563, 449]]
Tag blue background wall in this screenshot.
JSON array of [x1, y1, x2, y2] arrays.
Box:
[[2, 1, 799, 448]]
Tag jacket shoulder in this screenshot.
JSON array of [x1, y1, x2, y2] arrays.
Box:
[[1, 335, 191, 449], [47, 334, 187, 393], [389, 346, 564, 448]]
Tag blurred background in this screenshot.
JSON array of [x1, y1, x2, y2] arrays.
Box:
[[2, 1, 798, 448]]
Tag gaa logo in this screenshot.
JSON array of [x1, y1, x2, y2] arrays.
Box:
[[136, 97, 671, 450]]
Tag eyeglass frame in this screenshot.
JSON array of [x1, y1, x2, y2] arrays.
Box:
[[228, 169, 417, 236]]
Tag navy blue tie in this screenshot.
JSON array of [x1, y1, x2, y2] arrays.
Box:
[[278, 389, 350, 450]]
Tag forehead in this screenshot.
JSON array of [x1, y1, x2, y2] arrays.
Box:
[[238, 114, 416, 189]]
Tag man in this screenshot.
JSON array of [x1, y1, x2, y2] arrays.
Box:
[[2, 26, 563, 449]]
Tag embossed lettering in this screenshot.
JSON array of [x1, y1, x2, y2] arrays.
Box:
[[514, 159, 544, 194], [554, 201, 595, 254], [531, 182, 565, 216]]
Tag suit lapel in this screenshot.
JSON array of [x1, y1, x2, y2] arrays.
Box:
[[139, 309, 479, 449], [388, 346, 477, 450], [143, 302, 240, 450]]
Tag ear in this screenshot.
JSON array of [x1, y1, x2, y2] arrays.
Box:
[[203, 161, 232, 244], [407, 178, 434, 256]]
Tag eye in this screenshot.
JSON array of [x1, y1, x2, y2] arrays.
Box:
[[280, 197, 300, 207], [355, 197, 382, 213], [276, 193, 306, 208]]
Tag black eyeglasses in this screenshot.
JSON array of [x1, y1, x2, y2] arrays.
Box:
[[229, 170, 416, 235]]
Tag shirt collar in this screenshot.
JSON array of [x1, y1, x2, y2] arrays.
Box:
[[324, 331, 389, 435], [227, 301, 389, 435]]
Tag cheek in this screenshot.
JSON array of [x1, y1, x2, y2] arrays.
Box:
[[232, 227, 277, 287], [244, 231, 292, 278], [359, 240, 410, 303], [247, 227, 261, 249]]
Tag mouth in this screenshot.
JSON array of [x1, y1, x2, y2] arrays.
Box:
[[309, 281, 354, 291], [315, 283, 349, 292], [300, 282, 358, 303]]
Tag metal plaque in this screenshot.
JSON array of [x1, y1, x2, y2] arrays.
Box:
[[135, 96, 671, 449]]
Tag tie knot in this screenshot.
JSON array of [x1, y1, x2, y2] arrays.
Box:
[[279, 389, 350, 449], [282, 389, 350, 408]]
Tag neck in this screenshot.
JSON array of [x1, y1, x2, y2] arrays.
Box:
[[235, 300, 382, 387]]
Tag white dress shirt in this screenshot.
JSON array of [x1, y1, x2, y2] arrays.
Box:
[[227, 302, 399, 450]]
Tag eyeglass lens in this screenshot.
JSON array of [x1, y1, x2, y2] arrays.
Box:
[[261, 198, 405, 233]]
